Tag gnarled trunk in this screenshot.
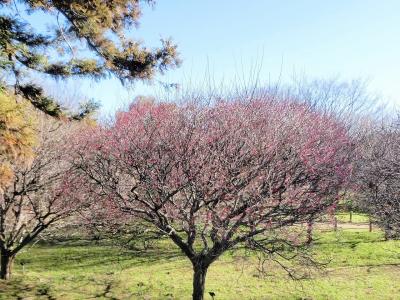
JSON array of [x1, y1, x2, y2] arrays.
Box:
[[192, 262, 208, 300], [0, 250, 15, 280]]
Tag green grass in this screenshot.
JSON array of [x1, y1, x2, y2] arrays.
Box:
[[0, 229, 399, 299], [335, 212, 370, 223]]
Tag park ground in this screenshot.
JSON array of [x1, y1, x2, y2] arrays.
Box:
[[0, 214, 399, 300]]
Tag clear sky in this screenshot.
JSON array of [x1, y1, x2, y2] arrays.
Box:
[[40, 1, 400, 113]]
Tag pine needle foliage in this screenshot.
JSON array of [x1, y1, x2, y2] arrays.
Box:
[[0, 0, 180, 115]]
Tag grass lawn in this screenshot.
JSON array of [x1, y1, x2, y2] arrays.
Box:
[[335, 212, 370, 224], [0, 227, 399, 300]]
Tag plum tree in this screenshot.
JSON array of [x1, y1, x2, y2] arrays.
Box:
[[0, 113, 89, 280], [77, 98, 352, 300], [354, 118, 400, 239]]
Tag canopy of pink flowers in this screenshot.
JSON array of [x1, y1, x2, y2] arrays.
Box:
[[81, 98, 352, 239]]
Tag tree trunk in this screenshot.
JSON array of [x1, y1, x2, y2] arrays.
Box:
[[192, 263, 208, 300], [306, 220, 313, 244], [384, 225, 394, 240], [0, 250, 15, 280], [333, 217, 338, 231], [349, 211, 352, 223]]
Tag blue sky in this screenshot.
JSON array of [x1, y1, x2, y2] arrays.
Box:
[[29, 1, 400, 113]]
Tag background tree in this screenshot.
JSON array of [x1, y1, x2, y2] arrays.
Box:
[[354, 117, 400, 239], [0, 0, 180, 116], [77, 98, 353, 300], [0, 90, 36, 191], [0, 113, 89, 280], [283, 78, 381, 124]]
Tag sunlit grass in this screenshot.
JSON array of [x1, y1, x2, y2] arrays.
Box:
[[0, 228, 399, 299], [335, 212, 370, 223]]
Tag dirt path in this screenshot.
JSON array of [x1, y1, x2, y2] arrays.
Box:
[[315, 221, 374, 230]]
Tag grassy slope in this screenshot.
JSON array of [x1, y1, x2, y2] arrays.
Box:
[[0, 227, 399, 299]]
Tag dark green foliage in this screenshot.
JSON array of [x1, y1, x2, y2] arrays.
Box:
[[0, 0, 179, 116], [14, 83, 100, 119], [71, 99, 101, 121], [1, 0, 179, 81], [17, 84, 64, 117]]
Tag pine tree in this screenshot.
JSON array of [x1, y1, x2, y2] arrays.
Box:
[[0, 0, 180, 116]]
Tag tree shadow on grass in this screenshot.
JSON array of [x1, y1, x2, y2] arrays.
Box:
[[0, 277, 119, 300], [93, 280, 119, 300], [16, 244, 185, 274], [7, 244, 186, 300], [0, 279, 42, 300]]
